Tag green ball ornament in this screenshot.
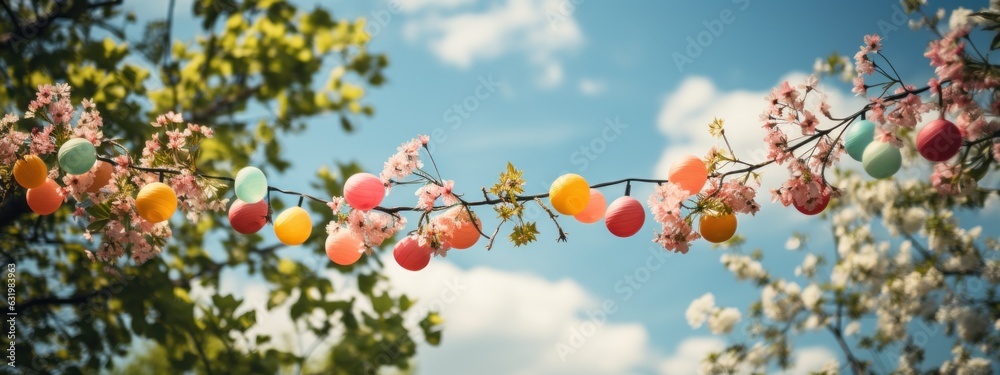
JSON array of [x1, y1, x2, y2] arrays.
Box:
[[861, 141, 901, 179], [235, 166, 268, 203], [844, 120, 875, 162], [57, 138, 97, 175]]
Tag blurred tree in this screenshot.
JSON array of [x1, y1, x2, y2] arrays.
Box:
[[0, 0, 439, 373]]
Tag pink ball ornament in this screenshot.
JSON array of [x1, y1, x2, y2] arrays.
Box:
[[228, 199, 269, 234], [668, 155, 708, 196], [344, 173, 385, 211], [604, 196, 645, 238], [326, 231, 364, 266], [916, 119, 963, 162], [393, 236, 432, 271], [573, 189, 607, 224]]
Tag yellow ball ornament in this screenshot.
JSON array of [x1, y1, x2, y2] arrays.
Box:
[[136, 182, 177, 223], [13, 155, 47, 189], [549, 173, 590, 215], [274, 206, 312, 246]]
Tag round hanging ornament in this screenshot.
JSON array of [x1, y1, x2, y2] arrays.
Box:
[[393, 236, 432, 271], [86, 161, 114, 193], [844, 119, 876, 162], [228, 199, 269, 234], [700, 212, 737, 243], [605, 196, 645, 238], [234, 166, 268, 204], [574, 189, 607, 224], [916, 118, 962, 162], [13, 154, 47, 189], [136, 182, 177, 223], [26, 178, 62, 215], [326, 231, 364, 266], [344, 173, 385, 211], [794, 190, 831, 216], [58, 138, 97, 175], [862, 141, 902, 179], [668, 155, 708, 196], [549, 173, 590, 215], [274, 206, 312, 246]]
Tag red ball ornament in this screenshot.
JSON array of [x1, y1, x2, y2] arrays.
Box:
[[344, 173, 385, 211], [26, 178, 62, 215], [916, 119, 963, 162], [228, 199, 269, 234], [326, 230, 364, 266], [794, 191, 831, 216], [604, 196, 645, 238], [393, 236, 432, 271]]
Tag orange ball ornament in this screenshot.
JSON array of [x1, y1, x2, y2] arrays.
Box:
[[26, 178, 62, 215], [549, 173, 590, 215], [274, 206, 312, 246], [573, 189, 606, 224], [447, 211, 481, 250], [325, 231, 364, 266], [668, 155, 708, 196], [136, 182, 177, 223], [700, 212, 737, 243], [86, 161, 114, 194], [605, 196, 645, 237], [13, 155, 47, 189]]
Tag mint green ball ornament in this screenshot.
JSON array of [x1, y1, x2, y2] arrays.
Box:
[[235, 166, 268, 203], [844, 120, 876, 162], [58, 138, 97, 175], [862, 141, 901, 179]]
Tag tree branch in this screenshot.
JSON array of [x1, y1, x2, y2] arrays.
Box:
[[0, 0, 124, 51]]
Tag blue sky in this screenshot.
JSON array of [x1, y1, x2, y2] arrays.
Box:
[[126, 0, 996, 373]]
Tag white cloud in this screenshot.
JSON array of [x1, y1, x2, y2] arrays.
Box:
[[654, 73, 864, 193], [784, 347, 838, 375], [657, 337, 726, 374], [578, 78, 606, 96], [394, 0, 473, 13], [383, 259, 652, 375], [402, 0, 584, 87]]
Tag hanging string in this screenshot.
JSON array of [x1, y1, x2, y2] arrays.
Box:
[[624, 181, 632, 197], [93, 156, 670, 215]]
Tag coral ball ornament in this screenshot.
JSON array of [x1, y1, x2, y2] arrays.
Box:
[[13, 154, 47, 189], [274, 206, 312, 246], [325, 231, 364, 266], [86, 161, 114, 194], [604, 196, 645, 238], [794, 190, 831, 216], [448, 213, 482, 250], [57, 138, 97, 175], [699, 212, 738, 243], [916, 118, 963, 162], [668, 155, 708, 196], [228, 199, 269, 234], [549, 173, 590, 215], [861, 141, 902, 179], [26, 178, 62, 215], [393, 236, 432, 271], [844, 119, 876, 162], [344, 173, 385, 211], [234, 166, 268, 204], [136, 182, 178, 223], [574, 189, 607, 224]]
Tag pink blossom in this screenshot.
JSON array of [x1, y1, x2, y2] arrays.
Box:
[[440, 180, 458, 205], [864, 34, 882, 52], [852, 77, 867, 97], [930, 163, 962, 195], [30, 126, 56, 155], [648, 182, 687, 223], [799, 110, 819, 135], [415, 184, 442, 211], [327, 196, 345, 213]]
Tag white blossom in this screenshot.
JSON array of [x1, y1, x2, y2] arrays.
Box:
[[707, 308, 741, 334]]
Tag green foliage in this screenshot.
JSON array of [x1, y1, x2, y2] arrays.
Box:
[[0, 1, 436, 373]]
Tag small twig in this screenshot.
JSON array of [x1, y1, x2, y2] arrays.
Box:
[[533, 197, 567, 242]]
